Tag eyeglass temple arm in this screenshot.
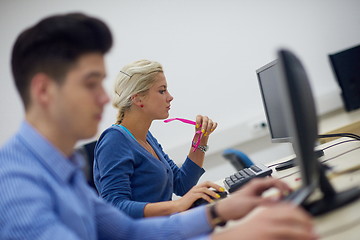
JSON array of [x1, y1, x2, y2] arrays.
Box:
[[164, 118, 196, 125]]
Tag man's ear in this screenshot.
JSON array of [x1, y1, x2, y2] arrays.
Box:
[[30, 73, 54, 107]]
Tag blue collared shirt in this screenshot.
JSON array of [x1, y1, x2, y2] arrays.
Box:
[[0, 121, 212, 240]]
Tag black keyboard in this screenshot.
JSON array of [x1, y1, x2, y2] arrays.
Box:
[[223, 164, 273, 193]]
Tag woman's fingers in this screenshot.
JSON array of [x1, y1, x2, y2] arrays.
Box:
[[189, 182, 226, 201], [197, 181, 226, 192], [195, 115, 218, 136]]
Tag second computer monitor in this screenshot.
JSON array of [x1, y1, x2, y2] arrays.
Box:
[[256, 60, 290, 143]]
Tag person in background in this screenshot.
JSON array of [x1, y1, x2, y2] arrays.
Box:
[[94, 59, 223, 218], [0, 12, 317, 240]]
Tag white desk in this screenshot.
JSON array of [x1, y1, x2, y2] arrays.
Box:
[[269, 138, 360, 239]]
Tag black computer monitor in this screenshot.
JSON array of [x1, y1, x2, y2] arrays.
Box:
[[256, 60, 290, 143], [277, 48, 360, 216], [257, 59, 324, 171], [329, 44, 360, 112]]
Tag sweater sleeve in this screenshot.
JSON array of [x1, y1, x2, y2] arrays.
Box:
[[94, 128, 148, 218]]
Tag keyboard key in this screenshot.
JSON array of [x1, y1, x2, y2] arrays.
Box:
[[235, 173, 242, 179], [238, 170, 248, 178], [230, 175, 238, 182], [244, 168, 255, 176], [250, 165, 262, 172]]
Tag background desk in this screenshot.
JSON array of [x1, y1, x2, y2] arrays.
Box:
[[270, 137, 360, 240], [217, 137, 360, 240], [318, 108, 360, 144]]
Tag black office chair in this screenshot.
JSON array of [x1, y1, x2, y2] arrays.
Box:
[[222, 149, 254, 171], [75, 141, 97, 191]]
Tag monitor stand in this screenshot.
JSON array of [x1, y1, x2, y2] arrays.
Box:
[[288, 161, 360, 216], [302, 162, 360, 216]]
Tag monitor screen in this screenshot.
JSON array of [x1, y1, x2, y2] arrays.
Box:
[[256, 60, 290, 143], [329, 44, 360, 112]]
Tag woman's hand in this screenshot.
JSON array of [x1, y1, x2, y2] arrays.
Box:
[[173, 181, 226, 212], [188, 115, 217, 166], [195, 115, 218, 140]]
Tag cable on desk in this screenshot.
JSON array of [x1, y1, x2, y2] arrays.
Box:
[[321, 145, 360, 164], [267, 162, 286, 168], [318, 132, 360, 141], [321, 139, 359, 151], [267, 139, 360, 169], [275, 146, 360, 179]]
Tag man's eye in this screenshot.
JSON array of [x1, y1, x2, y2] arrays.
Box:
[[85, 81, 97, 89], [159, 90, 166, 94]]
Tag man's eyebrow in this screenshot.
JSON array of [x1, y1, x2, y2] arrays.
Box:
[[158, 85, 167, 89], [83, 72, 106, 79]]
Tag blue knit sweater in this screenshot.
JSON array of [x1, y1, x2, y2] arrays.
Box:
[[94, 125, 205, 218]]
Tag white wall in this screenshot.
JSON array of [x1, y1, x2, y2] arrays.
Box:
[[1, 1, 360, 174]]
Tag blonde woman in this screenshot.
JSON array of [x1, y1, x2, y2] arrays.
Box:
[[94, 59, 223, 218]]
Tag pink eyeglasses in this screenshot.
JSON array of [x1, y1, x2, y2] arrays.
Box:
[[164, 118, 203, 152]]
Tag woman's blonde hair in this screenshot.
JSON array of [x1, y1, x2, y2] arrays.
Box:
[[113, 59, 163, 124]]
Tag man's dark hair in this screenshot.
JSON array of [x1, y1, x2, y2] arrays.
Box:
[[11, 12, 113, 109]]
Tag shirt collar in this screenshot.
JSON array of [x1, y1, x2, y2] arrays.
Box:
[[18, 120, 83, 183]]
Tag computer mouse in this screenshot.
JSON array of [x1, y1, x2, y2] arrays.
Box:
[[190, 190, 228, 209]]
